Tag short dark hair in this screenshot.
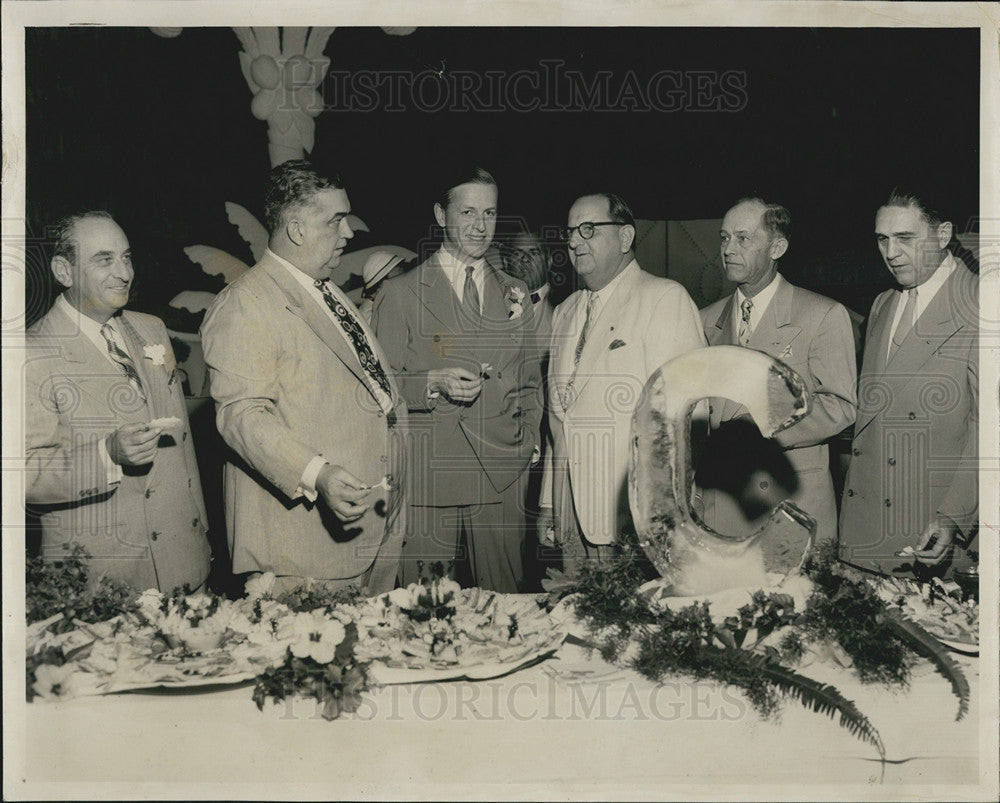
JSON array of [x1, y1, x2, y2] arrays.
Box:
[[51, 210, 116, 264], [883, 188, 946, 227], [733, 196, 791, 243], [439, 167, 497, 208], [264, 159, 344, 234], [599, 193, 636, 229]]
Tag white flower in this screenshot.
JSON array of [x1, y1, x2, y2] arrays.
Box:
[[136, 589, 165, 625], [143, 343, 167, 366], [388, 586, 416, 609], [245, 572, 276, 601], [285, 610, 346, 664], [506, 286, 526, 319], [32, 663, 102, 700]]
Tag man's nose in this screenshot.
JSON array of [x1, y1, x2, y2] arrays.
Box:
[[473, 214, 487, 232], [885, 237, 900, 259], [113, 258, 133, 280], [341, 219, 354, 239]]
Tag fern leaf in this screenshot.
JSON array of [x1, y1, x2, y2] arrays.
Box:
[[883, 611, 969, 721], [749, 655, 886, 758]]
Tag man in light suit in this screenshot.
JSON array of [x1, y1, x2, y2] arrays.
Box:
[[698, 198, 857, 544], [373, 168, 542, 592], [201, 161, 406, 594], [538, 193, 705, 569], [839, 190, 978, 578], [26, 211, 210, 592]]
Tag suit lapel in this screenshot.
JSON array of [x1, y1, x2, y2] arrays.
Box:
[[260, 256, 373, 397], [708, 294, 737, 347], [749, 277, 801, 359], [414, 255, 465, 338], [567, 264, 639, 403], [118, 313, 168, 418]]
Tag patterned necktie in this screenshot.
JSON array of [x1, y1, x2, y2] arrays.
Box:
[[889, 288, 917, 361], [738, 297, 754, 347], [574, 291, 598, 366], [463, 264, 481, 320], [560, 291, 598, 410], [315, 280, 392, 398], [100, 322, 145, 401]]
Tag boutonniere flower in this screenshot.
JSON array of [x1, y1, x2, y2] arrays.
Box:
[[143, 343, 167, 366], [778, 345, 793, 361], [505, 286, 526, 319]]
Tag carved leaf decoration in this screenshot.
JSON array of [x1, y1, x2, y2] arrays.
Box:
[[224, 203, 268, 263]]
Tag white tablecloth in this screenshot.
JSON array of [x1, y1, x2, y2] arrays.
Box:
[[13, 637, 987, 800]]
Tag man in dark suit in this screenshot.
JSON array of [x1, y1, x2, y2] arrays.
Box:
[[201, 160, 407, 595], [839, 190, 978, 578], [26, 211, 211, 592], [373, 168, 542, 592], [698, 197, 857, 544]]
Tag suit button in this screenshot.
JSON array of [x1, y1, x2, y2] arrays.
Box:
[[377, 410, 384, 418], [151, 531, 159, 541], [380, 455, 388, 463], [884, 499, 892, 507], [908, 412, 916, 420], [188, 478, 192, 487], [888, 458, 896, 466], [497, 371, 502, 379], [846, 489, 854, 497], [79, 490, 87, 498], [192, 517, 199, 527], [145, 489, 152, 498], [433, 335, 440, 342], [852, 448, 861, 457]]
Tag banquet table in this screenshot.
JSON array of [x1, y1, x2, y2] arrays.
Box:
[[15, 625, 988, 800]]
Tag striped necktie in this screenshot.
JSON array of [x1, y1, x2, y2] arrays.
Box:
[[315, 280, 393, 398], [463, 265, 481, 321], [100, 322, 146, 401]]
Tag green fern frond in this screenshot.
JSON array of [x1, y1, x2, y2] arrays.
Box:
[[748, 655, 886, 758], [883, 611, 970, 721]]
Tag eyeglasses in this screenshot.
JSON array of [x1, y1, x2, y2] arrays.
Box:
[[559, 221, 622, 241]]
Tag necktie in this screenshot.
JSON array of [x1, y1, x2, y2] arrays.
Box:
[[560, 292, 598, 410], [889, 288, 917, 361], [574, 291, 597, 366], [463, 265, 481, 320], [101, 322, 146, 401], [738, 297, 753, 347], [315, 280, 393, 398]]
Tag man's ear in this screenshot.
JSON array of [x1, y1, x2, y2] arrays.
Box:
[[769, 237, 789, 261], [935, 221, 953, 250], [433, 203, 446, 229], [51, 256, 73, 288], [286, 217, 304, 246], [619, 224, 636, 253]]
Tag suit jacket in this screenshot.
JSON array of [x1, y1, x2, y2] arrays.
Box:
[[839, 259, 978, 575], [25, 302, 211, 592], [545, 261, 706, 545], [372, 250, 542, 507], [699, 275, 857, 543], [200, 253, 407, 584]]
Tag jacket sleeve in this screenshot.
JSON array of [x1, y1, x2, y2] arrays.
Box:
[[371, 281, 436, 411], [24, 346, 119, 505], [200, 285, 317, 500], [937, 325, 978, 537], [774, 302, 857, 449]]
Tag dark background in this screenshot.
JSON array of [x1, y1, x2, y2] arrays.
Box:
[[25, 26, 980, 326]]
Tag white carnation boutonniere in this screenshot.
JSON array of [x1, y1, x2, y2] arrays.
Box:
[[143, 343, 167, 366], [505, 286, 526, 320], [778, 344, 793, 361]]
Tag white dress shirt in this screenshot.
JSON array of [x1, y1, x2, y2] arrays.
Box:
[[733, 272, 781, 337], [436, 247, 486, 311]]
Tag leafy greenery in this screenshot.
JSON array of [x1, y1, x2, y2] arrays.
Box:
[[26, 544, 137, 632], [252, 621, 367, 721]]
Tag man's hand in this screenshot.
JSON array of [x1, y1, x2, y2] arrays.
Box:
[[427, 367, 483, 404], [537, 506, 560, 547], [912, 515, 960, 566], [316, 463, 371, 523], [106, 423, 163, 466]]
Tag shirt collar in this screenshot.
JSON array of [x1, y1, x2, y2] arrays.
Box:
[[531, 284, 550, 304], [57, 293, 118, 346], [736, 272, 781, 318], [589, 259, 637, 303], [912, 252, 956, 303], [436, 247, 485, 283]]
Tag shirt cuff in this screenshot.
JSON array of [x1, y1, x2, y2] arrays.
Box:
[[296, 456, 328, 502], [99, 435, 123, 485]]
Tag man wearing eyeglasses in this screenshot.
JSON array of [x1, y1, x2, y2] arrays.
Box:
[[538, 193, 705, 568], [698, 197, 856, 546], [373, 167, 543, 592]]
